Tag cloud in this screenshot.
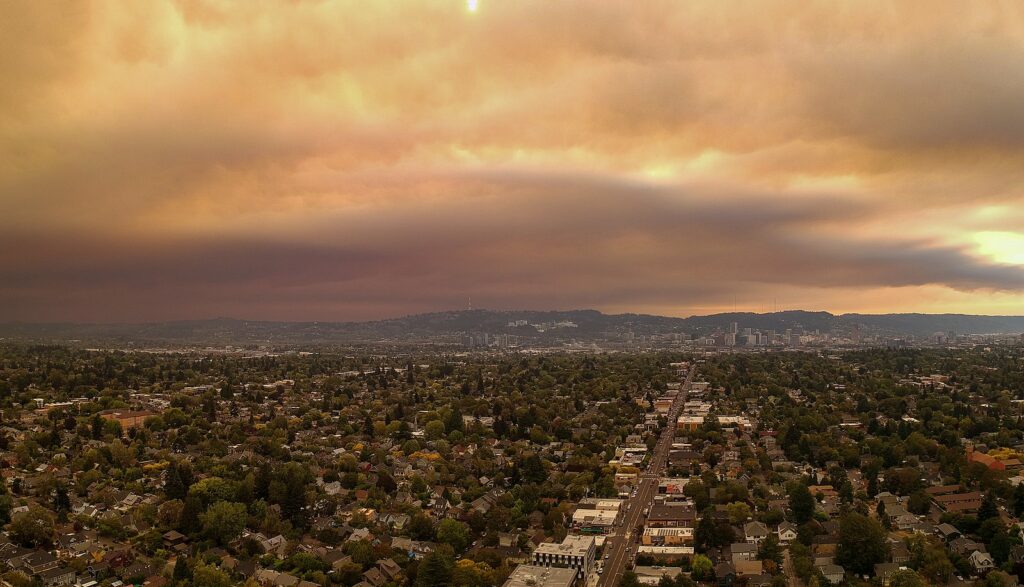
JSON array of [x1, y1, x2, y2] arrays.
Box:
[[2, 172, 1023, 321], [1, 0, 1024, 320]]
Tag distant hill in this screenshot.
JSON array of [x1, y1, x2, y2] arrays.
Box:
[[1, 309, 1024, 345]]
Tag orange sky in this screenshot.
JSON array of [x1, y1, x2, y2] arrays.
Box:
[[3, 1, 1024, 321]]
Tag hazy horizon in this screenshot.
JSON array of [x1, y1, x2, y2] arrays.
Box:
[[8, 306, 1024, 328], [4, 1, 1024, 322]]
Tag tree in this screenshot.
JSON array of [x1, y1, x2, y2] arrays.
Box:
[[521, 454, 546, 484], [989, 527, 1013, 564], [165, 461, 192, 501], [8, 505, 55, 548], [978, 492, 999, 522], [200, 501, 247, 545], [415, 546, 455, 586], [618, 572, 642, 587], [425, 420, 445, 440], [192, 562, 233, 587], [53, 485, 71, 518], [835, 512, 889, 575], [179, 493, 203, 535], [452, 559, 494, 586], [789, 482, 815, 524], [907, 491, 930, 515], [173, 556, 191, 582], [691, 554, 714, 582], [889, 570, 925, 587], [758, 535, 783, 567], [1014, 482, 1024, 516], [437, 518, 471, 552], [985, 571, 1017, 587], [409, 513, 435, 540], [725, 502, 751, 524], [695, 511, 718, 552]]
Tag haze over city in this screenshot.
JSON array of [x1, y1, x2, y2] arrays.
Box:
[[4, 1, 1024, 322]]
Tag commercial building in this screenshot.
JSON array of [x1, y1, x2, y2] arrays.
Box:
[[503, 564, 577, 587], [532, 535, 596, 580]]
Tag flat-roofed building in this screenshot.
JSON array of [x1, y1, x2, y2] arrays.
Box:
[[576, 498, 624, 512], [503, 564, 577, 587], [100, 410, 156, 430], [532, 536, 595, 580], [636, 546, 694, 561], [641, 526, 694, 546], [571, 508, 617, 531], [658, 478, 690, 495]]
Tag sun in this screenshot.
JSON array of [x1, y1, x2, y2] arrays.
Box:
[[466, 0, 478, 13], [974, 231, 1024, 265]]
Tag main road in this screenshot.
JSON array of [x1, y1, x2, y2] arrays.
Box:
[[598, 365, 694, 586]]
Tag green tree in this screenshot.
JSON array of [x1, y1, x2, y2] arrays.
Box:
[[618, 572, 642, 587], [836, 511, 889, 575], [907, 491, 930, 515], [200, 501, 247, 545], [758, 535, 783, 566], [691, 554, 714, 581], [789, 482, 815, 524], [8, 505, 55, 548], [173, 556, 191, 582], [179, 493, 203, 535], [415, 546, 455, 586], [1013, 483, 1024, 516], [192, 562, 233, 587], [437, 518, 471, 552], [53, 485, 71, 518], [725, 502, 751, 524], [409, 512, 435, 540], [985, 571, 1017, 587], [889, 569, 925, 587], [978, 492, 998, 522]]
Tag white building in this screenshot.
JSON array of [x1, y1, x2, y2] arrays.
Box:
[[532, 535, 596, 580], [504, 564, 577, 587]]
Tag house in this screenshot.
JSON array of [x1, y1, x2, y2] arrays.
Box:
[[735, 560, 763, 578], [361, 567, 386, 587], [874, 563, 900, 585], [818, 564, 844, 585], [162, 530, 187, 547], [891, 542, 911, 564], [23, 551, 59, 574], [777, 522, 798, 544], [730, 543, 757, 565], [950, 537, 986, 557], [743, 522, 769, 544], [37, 566, 76, 587], [715, 562, 736, 587], [254, 569, 301, 587], [376, 559, 402, 582], [969, 551, 995, 574], [936, 523, 961, 543]]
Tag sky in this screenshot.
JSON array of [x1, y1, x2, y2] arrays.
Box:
[[3, 0, 1024, 322]]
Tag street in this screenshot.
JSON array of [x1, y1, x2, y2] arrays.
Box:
[[598, 366, 694, 586]]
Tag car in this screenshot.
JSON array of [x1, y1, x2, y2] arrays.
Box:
[[604, 553, 609, 559]]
